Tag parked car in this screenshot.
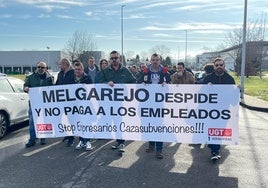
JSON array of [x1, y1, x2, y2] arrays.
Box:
[[194, 71, 205, 82], [0, 73, 7, 76], [49, 71, 59, 84], [0, 76, 29, 139]]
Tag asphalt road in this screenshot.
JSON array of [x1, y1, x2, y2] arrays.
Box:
[[0, 107, 267, 188]]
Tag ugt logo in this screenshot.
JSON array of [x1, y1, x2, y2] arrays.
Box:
[[208, 128, 232, 137], [36, 124, 53, 131]]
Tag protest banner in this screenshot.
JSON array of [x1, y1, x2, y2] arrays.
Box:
[[29, 84, 239, 145]]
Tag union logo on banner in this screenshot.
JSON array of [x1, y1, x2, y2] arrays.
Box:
[[36, 124, 53, 133], [208, 128, 232, 137]]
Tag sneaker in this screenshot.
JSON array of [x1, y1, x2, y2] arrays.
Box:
[[118, 144, 125, 153], [25, 140, 36, 148], [211, 152, 221, 161], [156, 151, 163, 159], [67, 138, 74, 147], [40, 138, 46, 145], [75, 141, 85, 150], [62, 137, 68, 142], [85, 141, 93, 151], [112, 143, 120, 149]]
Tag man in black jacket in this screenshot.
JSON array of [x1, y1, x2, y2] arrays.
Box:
[[24, 61, 53, 147], [71, 60, 94, 151], [56, 58, 75, 147], [85, 56, 99, 82], [202, 57, 235, 161]]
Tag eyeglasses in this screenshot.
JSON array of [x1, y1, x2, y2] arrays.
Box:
[[215, 64, 224, 67], [110, 57, 118, 60], [37, 66, 46, 69]]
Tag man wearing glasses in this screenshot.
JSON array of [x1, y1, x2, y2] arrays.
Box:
[[24, 61, 53, 147], [202, 57, 235, 161], [98, 50, 136, 153]]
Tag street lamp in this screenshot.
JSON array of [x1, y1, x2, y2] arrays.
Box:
[[47, 46, 50, 71], [121, 5, 126, 66], [240, 0, 248, 100], [185, 29, 188, 64]]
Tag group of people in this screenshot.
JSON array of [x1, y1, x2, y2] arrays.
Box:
[[23, 50, 235, 161]]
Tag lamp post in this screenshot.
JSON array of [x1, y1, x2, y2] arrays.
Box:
[[240, 0, 247, 100], [185, 29, 188, 64], [121, 5, 126, 66], [47, 46, 50, 71]]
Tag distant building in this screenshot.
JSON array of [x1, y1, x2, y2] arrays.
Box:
[[196, 41, 268, 71], [0, 50, 104, 74]]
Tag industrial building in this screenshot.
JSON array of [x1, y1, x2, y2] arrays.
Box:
[[0, 50, 104, 74]]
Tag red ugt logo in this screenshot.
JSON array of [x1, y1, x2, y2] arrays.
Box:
[[208, 128, 232, 136]]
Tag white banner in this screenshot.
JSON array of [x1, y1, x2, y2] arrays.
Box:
[[29, 84, 240, 145]]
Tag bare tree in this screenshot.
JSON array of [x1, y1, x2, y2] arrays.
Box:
[[125, 51, 135, 61], [140, 51, 149, 62], [149, 45, 171, 59], [64, 30, 97, 63], [225, 17, 266, 76]]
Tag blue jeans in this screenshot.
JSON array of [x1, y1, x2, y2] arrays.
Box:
[[28, 108, 36, 141], [208, 144, 220, 154], [79, 137, 90, 142], [28, 107, 45, 143], [149, 141, 163, 152], [117, 139, 125, 145]]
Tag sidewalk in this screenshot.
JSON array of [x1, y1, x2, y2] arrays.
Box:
[[240, 94, 268, 112]]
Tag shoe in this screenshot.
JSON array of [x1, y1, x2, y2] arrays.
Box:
[[40, 138, 46, 145], [118, 144, 125, 153], [145, 146, 155, 153], [211, 152, 221, 161], [156, 151, 163, 159], [112, 143, 120, 149], [67, 138, 74, 147], [85, 141, 93, 151], [25, 140, 36, 148], [75, 141, 85, 149], [62, 137, 68, 142]]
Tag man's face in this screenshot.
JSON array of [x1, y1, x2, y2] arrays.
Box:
[[88, 59, 95, 68], [110, 54, 120, 67], [58, 60, 68, 71], [150, 56, 160, 67], [177, 65, 184, 72], [74, 66, 84, 77], [214, 60, 225, 75], [140, 64, 146, 71], [131, 66, 137, 73], [36, 62, 46, 74]]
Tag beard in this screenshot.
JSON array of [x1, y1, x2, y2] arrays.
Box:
[[38, 71, 45, 75], [215, 68, 224, 75]]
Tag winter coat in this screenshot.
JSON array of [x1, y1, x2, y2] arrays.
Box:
[[24, 72, 53, 89], [142, 65, 171, 84], [97, 64, 136, 84], [202, 72, 235, 85], [170, 70, 195, 84], [55, 69, 74, 85]]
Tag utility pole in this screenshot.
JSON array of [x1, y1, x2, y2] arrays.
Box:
[[240, 0, 248, 100], [47, 46, 50, 71], [185, 29, 188, 64], [121, 5, 126, 66]]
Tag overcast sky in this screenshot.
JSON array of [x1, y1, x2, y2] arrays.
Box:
[[0, 0, 267, 60]]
